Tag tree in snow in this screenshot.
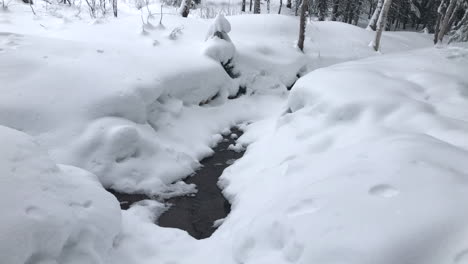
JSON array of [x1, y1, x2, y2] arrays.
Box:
[[449, 1, 468, 42], [373, 0, 393, 51], [254, 0, 260, 13], [204, 14, 238, 78], [434, 0, 464, 43], [317, 0, 328, 21], [297, 0, 309, 52], [331, 0, 340, 21], [368, 0, 383, 30], [112, 0, 117, 17], [179, 0, 192, 17]]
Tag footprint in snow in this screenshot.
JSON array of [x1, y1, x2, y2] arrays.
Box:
[[369, 184, 399, 198], [286, 198, 321, 217], [454, 248, 468, 264]]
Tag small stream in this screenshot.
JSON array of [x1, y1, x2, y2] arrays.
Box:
[[108, 127, 245, 239]]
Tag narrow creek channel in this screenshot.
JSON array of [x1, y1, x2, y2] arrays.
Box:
[[108, 127, 245, 239]]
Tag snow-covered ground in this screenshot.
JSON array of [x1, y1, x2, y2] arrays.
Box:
[[2, 2, 468, 264]]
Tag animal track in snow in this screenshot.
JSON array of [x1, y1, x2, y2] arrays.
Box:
[[369, 184, 399, 198], [286, 198, 321, 217], [25, 206, 46, 219], [454, 248, 468, 264], [69, 200, 93, 209]]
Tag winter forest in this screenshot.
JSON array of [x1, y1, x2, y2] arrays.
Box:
[[1, 0, 468, 263]]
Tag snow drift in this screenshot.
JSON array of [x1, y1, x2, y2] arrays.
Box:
[[0, 125, 121, 264]]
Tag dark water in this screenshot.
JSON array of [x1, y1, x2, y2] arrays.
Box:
[[108, 127, 245, 239]]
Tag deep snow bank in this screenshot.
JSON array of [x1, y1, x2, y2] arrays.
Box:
[[0, 125, 121, 264], [105, 46, 468, 264], [212, 45, 468, 264]]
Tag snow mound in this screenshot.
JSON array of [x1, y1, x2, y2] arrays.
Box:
[[0, 125, 121, 264], [212, 46, 468, 264], [206, 14, 231, 40]]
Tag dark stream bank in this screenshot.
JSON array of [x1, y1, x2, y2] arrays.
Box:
[[108, 127, 245, 239]]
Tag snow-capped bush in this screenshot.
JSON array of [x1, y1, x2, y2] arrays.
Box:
[[203, 14, 238, 78]]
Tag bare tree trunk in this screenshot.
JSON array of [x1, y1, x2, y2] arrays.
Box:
[[373, 0, 392, 51], [438, 0, 458, 43], [298, 0, 308, 52], [331, 0, 340, 21], [267, 0, 270, 13], [353, 1, 362, 25], [343, 1, 351, 23], [317, 0, 328, 21], [253, 0, 260, 13], [29, 0, 36, 15], [286, 0, 291, 8], [179, 0, 192, 17], [249, 0, 252, 11], [241, 0, 246, 12], [434, 0, 446, 43], [295, 0, 299, 15], [368, 0, 375, 19], [278, 0, 282, 14], [112, 0, 117, 17], [367, 0, 383, 30]]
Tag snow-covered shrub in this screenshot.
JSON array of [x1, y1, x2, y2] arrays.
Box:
[[203, 14, 239, 78]]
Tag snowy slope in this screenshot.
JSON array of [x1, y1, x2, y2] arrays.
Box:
[[214, 45, 468, 264], [3, 3, 465, 264], [109, 45, 468, 264], [0, 5, 433, 196]]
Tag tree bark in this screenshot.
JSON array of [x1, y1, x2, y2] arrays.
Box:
[[241, 0, 245, 12], [278, 0, 283, 14], [286, 0, 291, 8], [331, 0, 340, 21], [113, 0, 117, 17], [434, 0, 446, 43], [438, 0, 458, 43], [253, 0, 260, 13], [373, 0, 392, 51], [353, 1, 362, 25], [179, 0, 192, 17], [249, 0, 252, 11], [298, 0, 308, 52], [317, 0, 327, 21], [367, 0, 383, 30]]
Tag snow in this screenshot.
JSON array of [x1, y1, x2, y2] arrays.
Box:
[[0, 125, 121, 264], [207, 14, 231, 34], [218, 45, 468, 264], [2, 2, 468, 264]]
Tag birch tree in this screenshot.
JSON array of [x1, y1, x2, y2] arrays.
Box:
[[449, 5, 468, 43], [367, 0, 383, 30], [436, 0, 461, 43], [179, 0, 192, 17], [373, 0, 392, 51]]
